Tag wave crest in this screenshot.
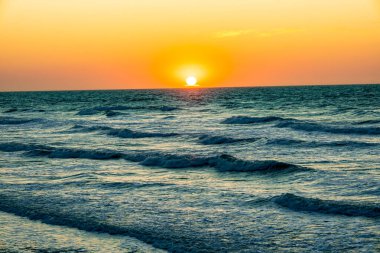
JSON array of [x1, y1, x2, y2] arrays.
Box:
[[105, 110, 125, 117], [354, 119, 380, 125], [209, 154, 305, 172], [267, 138, 379, 148], [27, 148, 124, 160], [0, 142, 306, 173], [70, 125, 112, 132], [70, 124, 178, 139], [198, 134, 257, 145], [273, 193, 380, 218], [108, 129, 178, 139], [0, 142, 49, 152], [222, 116, 285, 124], [276, 121, 380, 135], [0, 116, 35, 125], [99, 181, 172, 189], [221, 115, 380, 135]]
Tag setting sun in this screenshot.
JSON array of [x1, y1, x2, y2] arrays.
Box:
[[0, 0, 379, 91], [185, 76, 198, 87]]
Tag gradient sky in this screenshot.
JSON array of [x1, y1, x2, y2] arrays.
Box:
[[1, 0, 380, 91]]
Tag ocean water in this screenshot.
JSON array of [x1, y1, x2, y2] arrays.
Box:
[[0, 84, 379, 252]]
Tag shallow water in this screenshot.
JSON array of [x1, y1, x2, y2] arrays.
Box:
[[0, 85, 379, 252]]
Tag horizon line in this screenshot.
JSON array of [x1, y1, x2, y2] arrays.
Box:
[[0, 82, 379, 93]]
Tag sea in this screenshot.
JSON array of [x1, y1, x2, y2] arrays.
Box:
[[0, 84, 379, 252]]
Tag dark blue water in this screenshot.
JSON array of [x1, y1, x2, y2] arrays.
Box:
[[0, 85, 379, 252]]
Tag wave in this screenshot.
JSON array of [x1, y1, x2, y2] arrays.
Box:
[[77, 106, 136, 115], [159, 106, 178, 112], [99, 181, 173, 189], [0, 142, 207, 169], [132, 153, 307, 173], [272, 193, 380, 218], [107, 128, 178, 139], [3, 108, 18, 113], [267, 138, 379, 148], [28, 148, 124, 160], [209, 154, 306, 173], [198, 134, 258, 145], [361, 187, 380, 196], [0, 142, 124, 160], [2, 108, 46, 113], [0, 116, 36, 125], [221, 116, 284, 124], [221, 116, 286, 124], [50, 172, 97, 181], [221, 116, 380, 135], [318, 140, 379, 147], [105, 110, 125, 117], [163, 116, 176, 120], [0, 142, 306, 173], [276, 120, 380, 135], [71, 124, 178, 139], [70, 124, 113, 132], [266, 139, 306, 146], [77, 105, 179, 115], [137, 154, 209, 169], [354, 119, 380, 125], [0, 142, 50, 152]]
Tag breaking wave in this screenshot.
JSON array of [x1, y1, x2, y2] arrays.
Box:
[[71, 124, 178, 139], [221, 115, 380, 135], [276, 120, 380, 135], [221, 116, 286, 124], [267, 138, 379, 148], [0, 142, 123, 160], [137, 154, 209, 169], [0, 142, 307, 173], [209, 154, 306, 173], [272, 193, 380, 218], [198, 134, 258, 145]]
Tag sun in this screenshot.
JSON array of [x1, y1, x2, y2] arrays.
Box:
[[185, 76, 198, 87]]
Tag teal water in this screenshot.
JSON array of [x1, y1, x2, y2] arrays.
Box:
[[0, 85, 379, 252]]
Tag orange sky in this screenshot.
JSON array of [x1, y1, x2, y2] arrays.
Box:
[[0, 0, 380, 91]]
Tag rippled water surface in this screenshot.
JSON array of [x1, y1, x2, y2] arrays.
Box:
[[0, 85, 379, 252]]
